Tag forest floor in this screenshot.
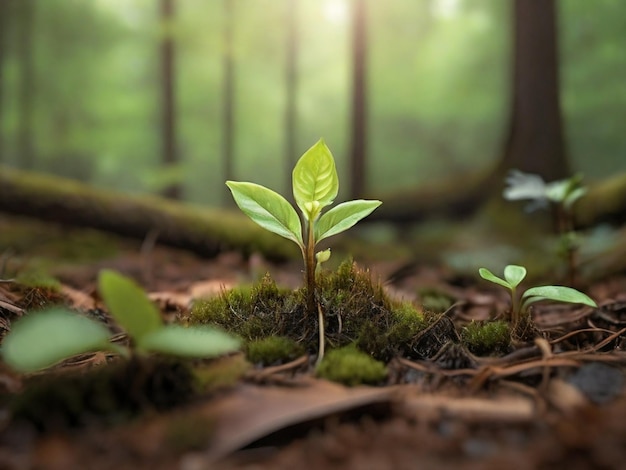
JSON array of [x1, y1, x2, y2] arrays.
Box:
[[0, 214, 625, 469]]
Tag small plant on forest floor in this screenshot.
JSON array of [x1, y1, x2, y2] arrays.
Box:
[[2, 270, 240, 373], [478, 264, 597, 333], [226, 139, 381, 363], [504, 170, 588, 284], [191, 260, 433, 364]]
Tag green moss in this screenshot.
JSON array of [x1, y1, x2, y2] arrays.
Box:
[[316, 345, 387, 386], [14, 271, 62, 292], [357, 301, 432, 360], [190, 260, 432, 362], [193, 354, 250, 391], [191, 274, 301, 341], [461, 320, 511, 356], [246, 336, 305, 366]]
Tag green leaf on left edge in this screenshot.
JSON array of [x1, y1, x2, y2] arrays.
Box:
[[315, 200, 382, 243], [138, 325, 241, 358], [292, 139, 339, 216], [521, 285, 597, 309], [98, 270, 162, 342], [1, 308, 114, 373], [226, 181, 303, 247]]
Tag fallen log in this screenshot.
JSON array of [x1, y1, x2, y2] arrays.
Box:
[[0, 166, 298, 260]]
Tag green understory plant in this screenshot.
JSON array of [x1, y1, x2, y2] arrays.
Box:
[[478, 264, 597, 328], [226, 139, 381, 362], [504, 170, 588, 284], [2, 270, 240, 373]]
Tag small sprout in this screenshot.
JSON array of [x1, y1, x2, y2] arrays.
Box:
[[315, 345, 387, 386], [504, 170, 588, 284], [479, 264, 597, 328], [1, 271, 240, 373], [227, 139, 381, 362]]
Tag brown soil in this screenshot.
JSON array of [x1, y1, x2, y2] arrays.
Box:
[[0, 215, 625, 469]]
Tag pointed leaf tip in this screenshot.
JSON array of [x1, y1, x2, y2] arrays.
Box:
[[292, 140, 339, 217], [98, 269, 162, 341]]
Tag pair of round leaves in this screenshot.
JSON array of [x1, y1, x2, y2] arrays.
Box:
[[226, 139, 381, 250], [479, 264, 597, 310], [1, 271, 240, 373]]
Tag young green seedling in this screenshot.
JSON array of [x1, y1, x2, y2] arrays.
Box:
[[1, 270, 240, 373], [226, 139, 381, 362], [504, 170, 588, 284], [479, 264, 597, 327]]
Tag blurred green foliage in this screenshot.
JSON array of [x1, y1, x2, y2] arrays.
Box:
[[0, 0, 623, 204]]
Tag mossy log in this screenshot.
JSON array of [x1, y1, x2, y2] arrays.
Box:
[[575, 173, 626, 228], [0, 166, 298, 260], [366, 170, 491, 225], [367, 169, 626, 229]]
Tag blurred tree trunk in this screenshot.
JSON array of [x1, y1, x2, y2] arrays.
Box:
[[0, 0, 10, 164], [160, 0, 181, 199], [284, 0, 298, 197], [222, 0, 235, 205], [369, 0, 568, 224], [497, 0, 569, 181], [0, 0, 12, 163], [349, 0, 367, 199], [16, 0, 35, 170]]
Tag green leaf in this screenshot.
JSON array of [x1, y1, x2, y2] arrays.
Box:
[[226, 181, 303, 247], [478, 268, 512, 290], [292, 139, 339, 217], [504, 265, 527, 288], [521, 285, 597, 310], [563, 187, 587, 210], [1, 308, 114, 372], [315, 200, 382, 243], [98, 270, 162, 342], [138, 325, 241, 358]]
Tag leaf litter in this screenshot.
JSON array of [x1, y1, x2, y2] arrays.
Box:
[[0, 218, 625, 469]]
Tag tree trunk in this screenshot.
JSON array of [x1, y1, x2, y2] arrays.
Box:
[[0, 166, 297, 260], [222, 0, 235, 205], [284, 0, 298, 198], [0, 0, 11, 164], [368, 0, 569, 225], [349, 0, 367, 199], [497, 0, 569, 181], [16, 0, 35, 170], [160, 0, 180, 199]]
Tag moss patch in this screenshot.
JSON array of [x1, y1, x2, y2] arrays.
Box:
[[246, 336, 305, 366], [316, 345, 387, 386], [190, 260, 435, 362], [461, 320, 511, 356]]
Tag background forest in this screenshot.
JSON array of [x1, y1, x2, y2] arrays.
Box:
[[0, 0, 624, 206]]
